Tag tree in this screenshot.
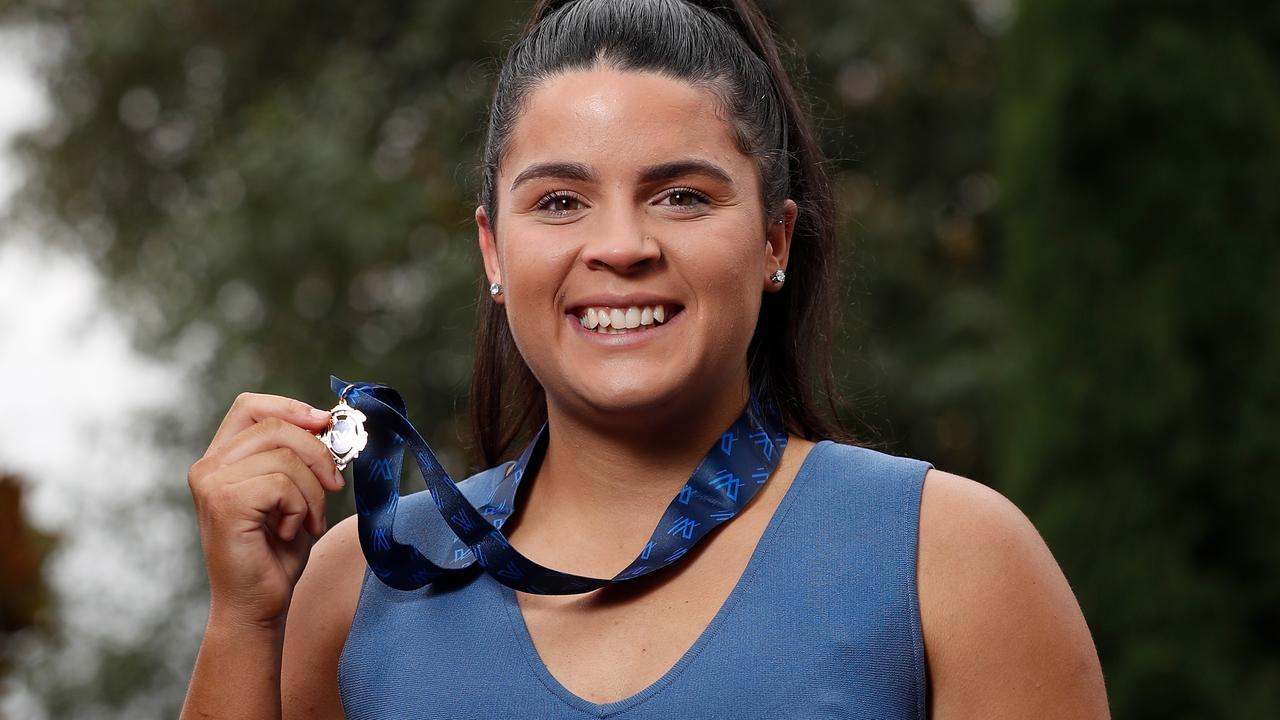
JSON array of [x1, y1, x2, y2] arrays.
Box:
[[1000, 1, 1280, 716], [777, 0, 1006, 482]]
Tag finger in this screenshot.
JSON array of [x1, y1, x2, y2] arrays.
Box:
[[235, 472, 311, 542], [265, 507, 304, 542], [216, 416, 345, 493], [209, 392, 332, 455], [220, 449, 329, 537], [208, 471, 310, 542]]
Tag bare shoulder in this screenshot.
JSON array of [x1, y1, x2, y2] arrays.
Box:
[[281, 514, 366, 720], [918, 469, 1110, 720]]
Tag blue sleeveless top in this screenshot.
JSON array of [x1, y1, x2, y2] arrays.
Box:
[[339, 440, 932, 719]]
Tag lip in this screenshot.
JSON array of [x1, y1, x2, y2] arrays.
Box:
[[566, 304, 685, 347]]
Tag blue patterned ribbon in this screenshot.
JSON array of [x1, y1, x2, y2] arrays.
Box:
[[330, 376, 788, 595]]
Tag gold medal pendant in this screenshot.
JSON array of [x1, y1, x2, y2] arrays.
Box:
[[318, 398, 368, 471]]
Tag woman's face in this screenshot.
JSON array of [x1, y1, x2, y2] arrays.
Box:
[[477, 68, 795, 426]]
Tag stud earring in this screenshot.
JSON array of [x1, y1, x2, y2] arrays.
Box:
[[770, 269, 786, 284], [489, 281, 503, 297]]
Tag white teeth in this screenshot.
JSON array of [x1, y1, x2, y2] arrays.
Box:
[[576, 304, 675, 335]]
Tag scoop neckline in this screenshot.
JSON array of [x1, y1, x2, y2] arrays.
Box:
[[495, 439, 832, 717]]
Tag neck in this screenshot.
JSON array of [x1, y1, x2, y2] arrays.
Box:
[[507, 378, 751, 576]]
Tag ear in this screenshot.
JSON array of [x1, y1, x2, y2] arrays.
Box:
[[763, 198, 798, 294], [476, 205, 504, 305]]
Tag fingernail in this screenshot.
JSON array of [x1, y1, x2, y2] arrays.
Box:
[[310, 407, 331, 421], [334, 468, 346, 489]]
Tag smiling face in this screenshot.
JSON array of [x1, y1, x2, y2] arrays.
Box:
[[477, 67, 795, 428]]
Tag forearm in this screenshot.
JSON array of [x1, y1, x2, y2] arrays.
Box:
[[181, 610, 285, 720]]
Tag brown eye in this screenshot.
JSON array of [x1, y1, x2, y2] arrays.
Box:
[[536, 192, 585, 214], [661, 187, 710, 210]]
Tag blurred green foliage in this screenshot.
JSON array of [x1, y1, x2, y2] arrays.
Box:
[[1, 0, 1275, 717], [1000, 1, 1280, 717], [5, 0, 520, 480]]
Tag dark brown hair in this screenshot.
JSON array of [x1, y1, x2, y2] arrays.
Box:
[[470, 0, 853, 467]]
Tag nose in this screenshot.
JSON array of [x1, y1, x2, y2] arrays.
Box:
[[580, 210, 661, 274]]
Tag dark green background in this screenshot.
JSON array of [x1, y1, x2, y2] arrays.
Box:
[[2, 0, 1277, 716]]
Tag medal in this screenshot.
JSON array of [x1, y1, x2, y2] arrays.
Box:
[[327, 376, 788, 594], [317, 386, 368, 471]]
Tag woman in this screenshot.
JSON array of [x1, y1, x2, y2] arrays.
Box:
[[183, 1, 1110, 717]]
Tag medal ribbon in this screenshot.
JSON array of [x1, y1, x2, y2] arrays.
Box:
[[329, 376, 788, 595]]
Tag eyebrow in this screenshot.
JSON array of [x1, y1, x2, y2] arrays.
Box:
[[508, 159, 735, 192], [509, 161, 596, 192], [639, 159, 734, 187]]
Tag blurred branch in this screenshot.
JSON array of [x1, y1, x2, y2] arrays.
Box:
[[0, 473, 56, 679]]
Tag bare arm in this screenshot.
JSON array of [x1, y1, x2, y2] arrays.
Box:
[[183, 614, 289, 720], [919, 469, 1110, 719]]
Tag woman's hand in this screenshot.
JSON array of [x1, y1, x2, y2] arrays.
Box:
[[187, 392, 346, 630]]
